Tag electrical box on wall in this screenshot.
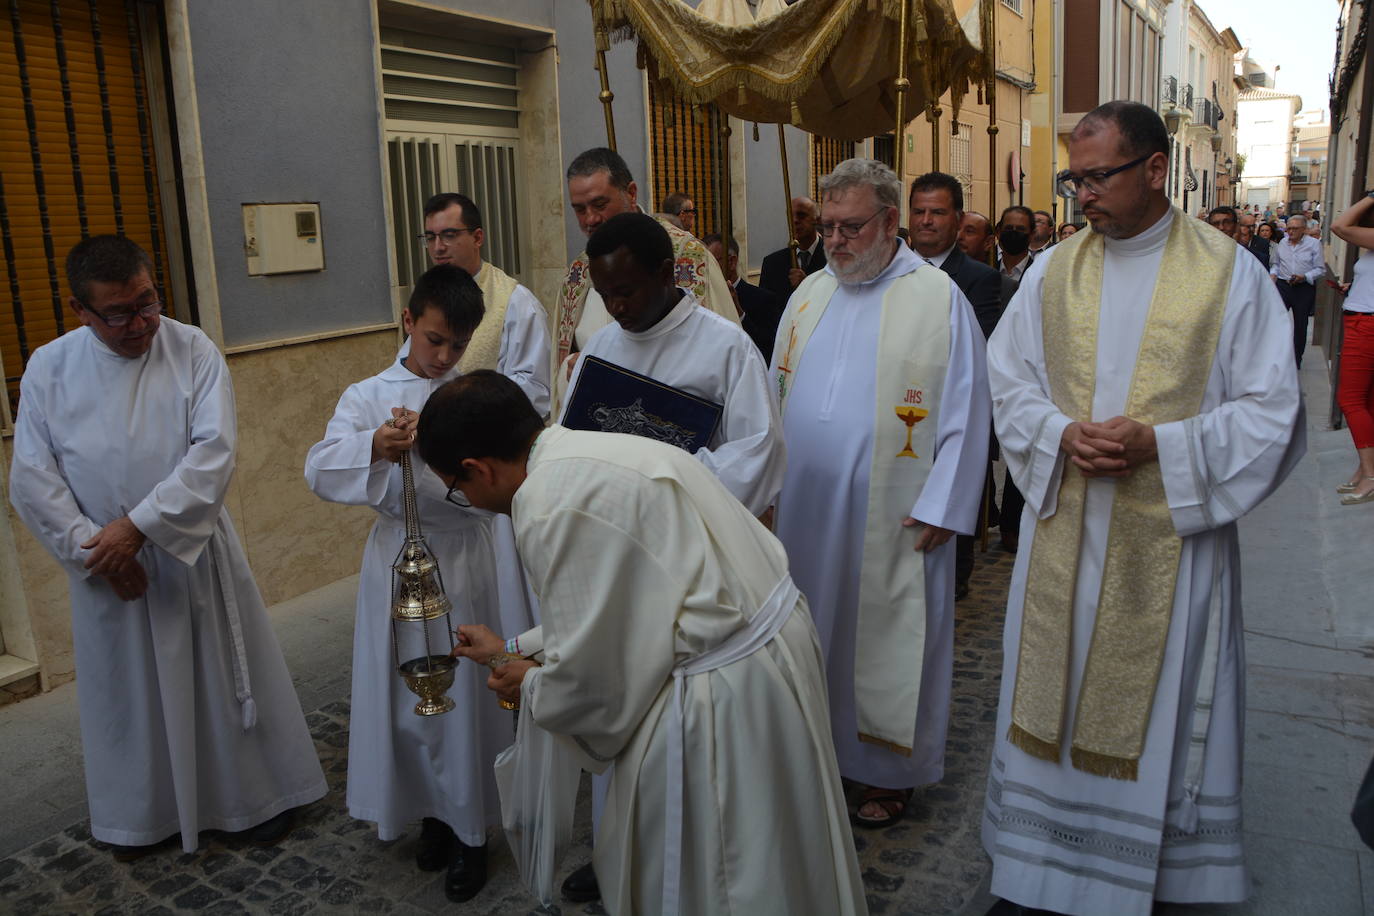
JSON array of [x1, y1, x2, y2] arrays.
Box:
[[242, 203, 324, 275]]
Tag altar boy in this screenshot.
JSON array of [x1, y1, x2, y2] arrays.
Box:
[[304, 264, 534, 902]]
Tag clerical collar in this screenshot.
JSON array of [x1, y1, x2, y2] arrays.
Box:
[[623, 290, 697, 340], [1103, 206, 1174, 258]]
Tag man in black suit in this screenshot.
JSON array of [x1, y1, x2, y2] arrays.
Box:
[[1239, 211, 1270, 269], [909, 172, 1004, 600], [705, 232, 785, 361], [759, 196, 826, 303]]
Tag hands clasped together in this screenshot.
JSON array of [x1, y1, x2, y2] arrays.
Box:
[[1061, 416, 1158, 478], [82, 516, 148, 601]]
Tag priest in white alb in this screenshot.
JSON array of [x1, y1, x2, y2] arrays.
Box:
[[415, 371, 867, 916], [769, 158, 991, 828], [981, 102, 1305, 916], [563, 211, 784, 516], [9, 236, 326, 860]]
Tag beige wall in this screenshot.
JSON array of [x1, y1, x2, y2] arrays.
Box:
[[2, 328, 396, 690]]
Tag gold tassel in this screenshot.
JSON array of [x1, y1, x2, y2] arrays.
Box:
[[1070, 747, 1140, 782], [1007, 724, 1061, 764]]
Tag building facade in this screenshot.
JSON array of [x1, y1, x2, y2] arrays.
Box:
[[1291, 108, 1331, 216], [1056, 0, 1167, 224], [1237, 86, 1303, 213]]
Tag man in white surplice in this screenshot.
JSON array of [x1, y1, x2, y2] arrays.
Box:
[[563, 211, 784, 516], [9, 236, 326, 860], [305, 265, 536, 902], [981, 102, 1305, 916], [769, 158, 990, 828], [414, 371, 867, 916], [402, 191, 551, 417]]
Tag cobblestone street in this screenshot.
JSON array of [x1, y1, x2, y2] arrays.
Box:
[[0, 552, 1016, 916]]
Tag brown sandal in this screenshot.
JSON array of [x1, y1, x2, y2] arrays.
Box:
[[853, 786, 914, 828]]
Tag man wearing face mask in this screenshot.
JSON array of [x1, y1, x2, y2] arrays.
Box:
[[996, 206, 1036, 281]]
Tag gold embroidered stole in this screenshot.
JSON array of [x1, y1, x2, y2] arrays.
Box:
[[777, 261, 951, 753], [555, 217, 721, 365], [460, 262, 517, 374], [1010, 209, 1234, 780]]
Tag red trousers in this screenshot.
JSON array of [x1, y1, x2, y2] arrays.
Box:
[[1338, 312, 1374, 449]]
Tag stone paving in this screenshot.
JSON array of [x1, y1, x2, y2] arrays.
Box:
[[0, 550, 1017, 916]]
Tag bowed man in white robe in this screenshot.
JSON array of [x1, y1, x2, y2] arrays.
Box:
[[565, 290, 785, 515], [10, 318, 327, 853], [304, 360, 537, 844], [770, 243, 991, 791], [981, 207, 1306, 915], [508, 425, 866, 916]]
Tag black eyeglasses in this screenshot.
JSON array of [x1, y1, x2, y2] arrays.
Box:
[[678, 207, 697, 215], [818, 208, 890, 239], [418, 228, 475, 245], [1055, 154, 1154, 199], [444, 481, 471, 508], [79, 297, 163, 328]]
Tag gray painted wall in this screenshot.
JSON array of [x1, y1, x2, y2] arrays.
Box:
[[744, 125, 811, 273], [188, 0, 393, 348], [554, 3, 649, 261]]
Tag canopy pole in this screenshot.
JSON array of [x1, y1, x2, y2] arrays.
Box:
[[778, 124, 799, 270], [594, 27, 617, 151], [720, 116, 734, 244], [930, 104, 943, 171], [893, 0, 912, 183], [985, 0, 998, 223]]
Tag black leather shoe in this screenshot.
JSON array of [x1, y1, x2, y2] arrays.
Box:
[[109, 841, 165, 863], [245, 809, 295, 847], [444, 839, 487, 903], [415, 817, 455, 872], [561, 862, 601, 903]]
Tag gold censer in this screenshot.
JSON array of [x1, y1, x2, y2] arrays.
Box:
[[390, 441, 458, 716]]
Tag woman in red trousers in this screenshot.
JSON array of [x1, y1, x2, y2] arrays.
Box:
[[1330, 193, 1374, 505]]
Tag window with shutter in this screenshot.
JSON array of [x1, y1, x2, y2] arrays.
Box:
[[381, 26, 525, 297], [810, 137, 857, 201], [648, 81, 728, 237], [0, 0, 178, 419]]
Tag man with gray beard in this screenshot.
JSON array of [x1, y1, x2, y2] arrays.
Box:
[[769, 159, 990, 827]]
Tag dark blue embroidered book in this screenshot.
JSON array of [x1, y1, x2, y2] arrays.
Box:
[[563, 355, 723, 453]]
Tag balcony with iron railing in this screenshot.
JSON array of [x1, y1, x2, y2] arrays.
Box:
[[1163, 76, 1178, 106], [1183, 83, 1195, 111]]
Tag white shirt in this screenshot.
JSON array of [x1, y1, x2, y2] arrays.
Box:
[[1346, 249, 1374, 313], [1269, 234, 1324, 284], [921, 244, 957, 269]]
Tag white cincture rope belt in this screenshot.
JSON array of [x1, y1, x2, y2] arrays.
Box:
[[211, 535, 256, 731], [661, 574, 800, 916]]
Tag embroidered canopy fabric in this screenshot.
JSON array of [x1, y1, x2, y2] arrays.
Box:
[[589, 0, 986, 141]]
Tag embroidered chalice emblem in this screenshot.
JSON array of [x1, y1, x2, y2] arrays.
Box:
[[894, 405, 929, 458]]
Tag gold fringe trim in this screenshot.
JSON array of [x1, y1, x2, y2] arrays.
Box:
[[1007, 723, 1060, 764], [858, 733, 913, 757], [1070, 747, 1140, 782]]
